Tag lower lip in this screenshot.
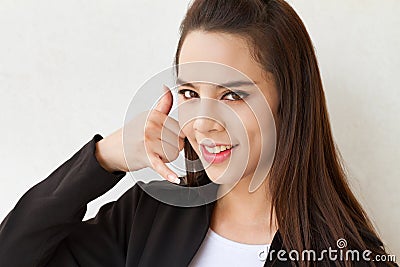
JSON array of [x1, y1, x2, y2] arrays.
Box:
[[200, 144, 237, 164]]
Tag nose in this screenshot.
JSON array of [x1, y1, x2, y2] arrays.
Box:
[[179, 96, 227, 134], [193, 116, 225, 133], [193, 95, 225, 133]]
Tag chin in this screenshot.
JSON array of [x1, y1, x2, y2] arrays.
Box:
[[204, 169, 241, 185]]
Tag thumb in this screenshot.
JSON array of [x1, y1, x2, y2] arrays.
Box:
[[154, 84, 173, 115]]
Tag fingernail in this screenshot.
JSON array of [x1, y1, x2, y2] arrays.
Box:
[[167, 174, 180, 184]]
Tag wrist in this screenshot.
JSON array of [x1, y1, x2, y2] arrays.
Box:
[[95, 139, 121, 173]]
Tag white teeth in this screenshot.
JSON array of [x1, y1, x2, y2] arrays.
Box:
[[204, 145, 233, 154], [205, 146, 214, 153]]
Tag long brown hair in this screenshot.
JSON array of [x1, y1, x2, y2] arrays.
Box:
[[173, 0, 395, 266]]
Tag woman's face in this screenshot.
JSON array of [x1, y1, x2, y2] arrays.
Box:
[[177, 30, 279, 188]]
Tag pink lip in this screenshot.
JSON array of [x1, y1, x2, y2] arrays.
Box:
[[200, 144, 238, 164]]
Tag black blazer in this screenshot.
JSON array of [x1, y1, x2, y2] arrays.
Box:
[[0, 135, 395, 267]]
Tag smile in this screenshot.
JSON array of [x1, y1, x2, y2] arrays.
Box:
[[200, 144, 238, 164]]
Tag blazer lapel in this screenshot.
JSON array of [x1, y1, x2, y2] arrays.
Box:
[[134, 183, 218, 267]]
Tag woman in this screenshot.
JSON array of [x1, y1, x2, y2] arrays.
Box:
[[0, 0, 397, 266]]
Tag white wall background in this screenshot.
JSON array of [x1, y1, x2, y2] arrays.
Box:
[[0, 0, 398, 259]]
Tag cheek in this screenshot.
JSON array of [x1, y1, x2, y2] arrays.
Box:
[[236, 105, 259, 136], [236, 106, 262, 158], [244, 122, 261, 157], [181, 126, 193, 141]]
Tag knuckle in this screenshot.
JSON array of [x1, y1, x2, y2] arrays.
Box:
[[160, 155, 168, 163], [143, 130, 152, 141], [145, 119, 156, 129]]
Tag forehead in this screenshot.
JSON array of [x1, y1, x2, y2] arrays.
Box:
[[178, 30, 266, 86]]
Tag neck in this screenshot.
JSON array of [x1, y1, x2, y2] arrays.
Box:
[[211, 174, 278, 243]]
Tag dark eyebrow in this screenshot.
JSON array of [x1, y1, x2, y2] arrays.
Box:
[[176, 77, 257, 89]]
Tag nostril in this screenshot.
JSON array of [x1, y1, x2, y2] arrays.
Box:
[[193, 117, 224, 133]]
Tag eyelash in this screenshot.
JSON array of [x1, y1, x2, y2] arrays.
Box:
[[177, 89, 249, 101]]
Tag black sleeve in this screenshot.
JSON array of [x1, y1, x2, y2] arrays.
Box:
[[0, 134, 141, 267]]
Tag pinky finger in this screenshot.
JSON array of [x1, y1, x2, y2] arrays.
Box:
[[149, 154, 181, 184]]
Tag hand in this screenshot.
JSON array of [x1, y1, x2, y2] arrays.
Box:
[[95, 85, 186, 184]]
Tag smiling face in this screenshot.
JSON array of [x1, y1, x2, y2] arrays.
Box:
[[177, 30, 279, 188]]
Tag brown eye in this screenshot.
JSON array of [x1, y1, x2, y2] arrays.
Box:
[[178, 89, 198, 99], [222, 91, 249, 101], [224, 92, 241, 101]]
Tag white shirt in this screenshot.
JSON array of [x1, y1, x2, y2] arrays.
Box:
[[189, 227, 271, 267]]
